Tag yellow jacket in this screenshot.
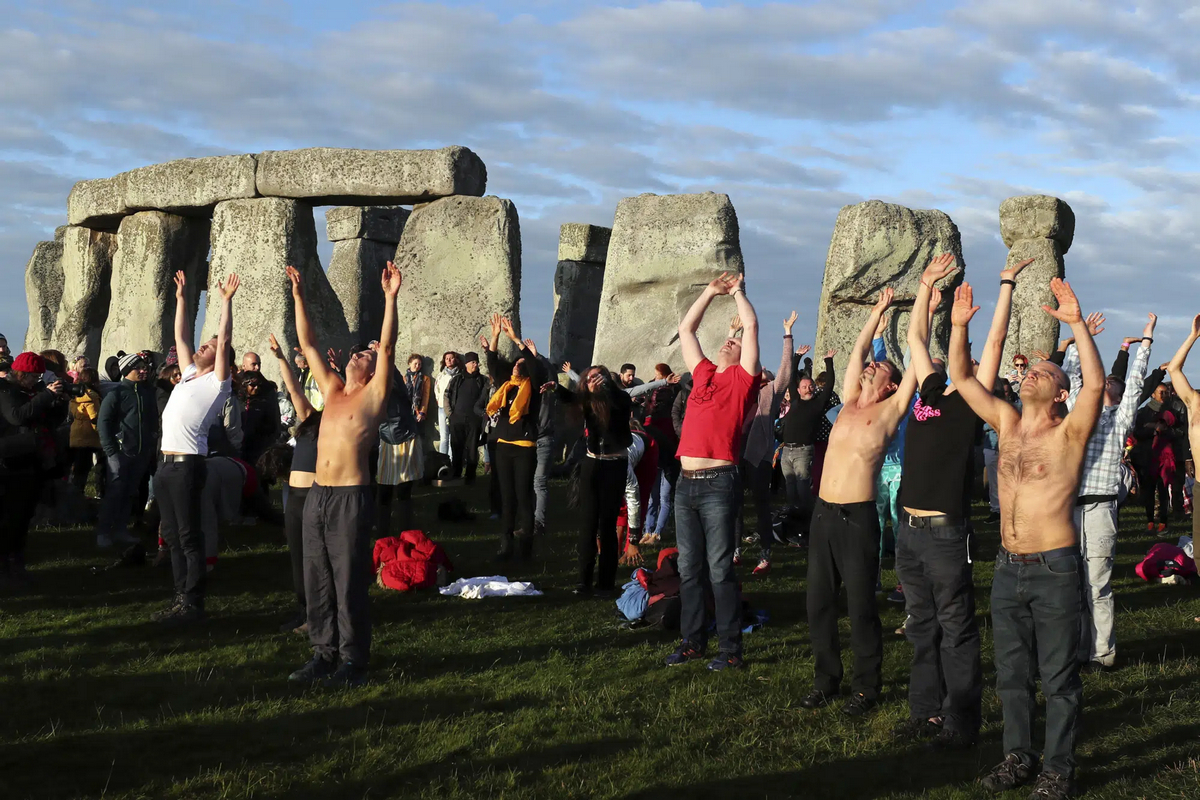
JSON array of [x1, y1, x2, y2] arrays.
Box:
[[70, 389, 102, 449]]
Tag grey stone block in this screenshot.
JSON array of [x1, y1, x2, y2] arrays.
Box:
[[326, 206, 410, 243], [67, 175, 128, 229], [124, 155, 257, 216], [1000, 195, 1075, 252], [23, 239, 65, 353], [999, 236, 1067, 371], [550, 260, 606, 369], [255, 146, 487, 206], [591, 192, 744, 374], [101, 212, 210, 359], [329, 239, 395, 345], [558, 223, 611, 263], [52, 226, 117, 363]]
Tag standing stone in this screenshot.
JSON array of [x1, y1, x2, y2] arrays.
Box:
[[23, 232, 65, 353], [391, 196, 521, 364], [998, 196, 1074, 368], [201, 198, 349, 386], [591, 193, 743, 374], [101, 212, 210, 359], [329, 239, 395, 346], [326, 206, 409, 243], [51, 226, 118, 364], [550, 224, 610, 368], [814, 200, 964, 378]]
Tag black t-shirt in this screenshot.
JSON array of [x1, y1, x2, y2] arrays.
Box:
[[899, 372, 980, 519], [782, 357, 834, 446]]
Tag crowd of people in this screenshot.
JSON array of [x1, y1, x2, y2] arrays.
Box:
[[1, 254, 1196, 800]]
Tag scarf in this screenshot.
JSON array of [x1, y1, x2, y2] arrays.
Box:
[[487, 377, 532, 425], [404, 370, 423, 414]]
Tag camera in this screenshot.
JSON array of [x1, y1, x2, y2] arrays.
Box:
[[62, 382, 89, 398]]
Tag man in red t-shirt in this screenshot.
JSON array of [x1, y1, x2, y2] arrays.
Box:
[[665, 272, 763, 671]]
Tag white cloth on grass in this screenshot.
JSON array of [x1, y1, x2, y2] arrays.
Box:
[[439, 576, 543, 599]]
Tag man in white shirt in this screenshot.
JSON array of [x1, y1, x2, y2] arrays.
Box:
[[151, 270, 239, 624]]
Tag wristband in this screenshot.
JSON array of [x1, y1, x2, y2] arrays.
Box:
[[783, 334, 793, 338], [1000, 279, 1016, 287], [731, 288, 746, 298], [1144, 337, 1153, 343]]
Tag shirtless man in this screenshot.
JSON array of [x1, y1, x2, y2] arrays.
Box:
[[948, 278, 1103, 799], [1166, 313, 1200, 623], [286, 261, 402, 688], [801, 288, 919, 715]]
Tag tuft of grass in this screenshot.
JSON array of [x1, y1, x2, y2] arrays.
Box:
[[1, 479, 1199, 799]]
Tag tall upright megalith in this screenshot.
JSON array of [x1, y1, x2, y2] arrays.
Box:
[[591, 193, 743, 373], [23, 227, 66, 353], [101, 211, 210, 358], [391, 196, 521, 364], [814, 200, 964, 378], [998, 195, 1074, 368], [327, 206, 410, 345], [550, 223, 610, 368], [201, 197, 349, 385], [51, 226, 118, 364]]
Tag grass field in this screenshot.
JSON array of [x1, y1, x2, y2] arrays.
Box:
[[2, 478, 1199, 800]]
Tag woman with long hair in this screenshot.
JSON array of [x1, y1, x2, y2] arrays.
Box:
[[486, 356, 543, 560], [434, 351, 461, 458]]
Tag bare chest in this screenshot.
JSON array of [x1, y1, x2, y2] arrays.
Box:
[[828, 404, 892, 453], [997, 427, 1068, 486]]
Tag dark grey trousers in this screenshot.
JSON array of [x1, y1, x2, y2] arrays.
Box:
[[303, 484, 375, 665]]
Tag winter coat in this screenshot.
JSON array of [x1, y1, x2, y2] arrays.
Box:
[[373, 530, 454, 592], [69, 389, 102, 448]]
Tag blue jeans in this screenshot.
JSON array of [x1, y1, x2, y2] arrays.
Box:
[[534, 436, 553, 526], [675, 467, 742, 654], [644, 463, 679, 536], [992, 547, 1084, 778]]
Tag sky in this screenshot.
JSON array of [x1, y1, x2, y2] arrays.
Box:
[[3, 0, 1200, 369]]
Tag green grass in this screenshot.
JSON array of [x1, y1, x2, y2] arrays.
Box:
[[2, 480, 1200, 800]]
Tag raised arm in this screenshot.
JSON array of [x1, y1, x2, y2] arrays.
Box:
[[172, 271, 194, 372], [268, 333, 313, 423], [776, 312, 797, 393], [948, 282, 1016, 432], [1046, 279, 1104, 440], [679, 272, 739, 372], [286, 265, 339, 396], [908, 254, 956, 386], [732, 276, 760, 375], [213, 273, 240, 382], [369, 262, 402, 400], [1117, 315, 1156, 430], [1167, 313, 1200, 407], [977, 257, 1034, 391], [844, 288, 893, 404]]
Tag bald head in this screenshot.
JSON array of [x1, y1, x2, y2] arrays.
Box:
[[1021, 360, 1069, 405], [242, 352, 261, 372]]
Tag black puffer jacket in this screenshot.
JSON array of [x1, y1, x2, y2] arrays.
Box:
[[0, 378, 68, 476], [98, 379, 159, 458]]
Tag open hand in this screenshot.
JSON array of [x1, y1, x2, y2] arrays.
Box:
[[928, 287, 942, 322], [173, 270, 187, 298], [707, 272, 740, 296], [500, 316, 518, 342], [1000, 257, 1034, 283], [873, 288, 894, 315], [489, 313, 503, 338], [951, 283, 980, 327], [1031, 349, 1050, 362], [523, 338, 538, 358], [668, 373, 681, 384], [1043, 278, 1082, 325], [783, 310, 798, 334], [218, 273, 240, 300], [285, 266, 303, 298], [561, 361, 571, 374], [797, 344, 812, 358], [922, 253, 957, 285], [825, 349, 836, 360], [381, 261, 402, 297]]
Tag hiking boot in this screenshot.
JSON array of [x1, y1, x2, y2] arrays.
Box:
[[843, 692, 876, 717], [929, 727, 978, 751], [892, 717, 942, 741], [323, 661, 368, 688], [97, 533, 115, 549], [279, 612, 306, 634], [150, 594, 186, 622], [980, 754, 1038, 793], [752, 559, 771, 576], [155, 604, 205, 626], [707, 651, 745, 671], [288, 655, 337, 684], [1028, 771, 1075, 799], [798, 689, 834, 709], [887, 585, 905, 604], [665, 641, 706, 666]]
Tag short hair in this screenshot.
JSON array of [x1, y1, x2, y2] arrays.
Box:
[[620, 363, 636, 374], [1013, 353, 1028, 364], [408, 353, 423, 364], [40, 349, 67, 373], [879, 359, 902, 385], [654, 363, 671, 376]]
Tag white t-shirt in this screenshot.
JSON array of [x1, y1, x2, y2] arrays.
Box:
[[160, 364, 233, 456]]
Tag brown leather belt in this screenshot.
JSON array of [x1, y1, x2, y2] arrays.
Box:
[[680, 465, 738, 480], [999, 546, 1077, 565]]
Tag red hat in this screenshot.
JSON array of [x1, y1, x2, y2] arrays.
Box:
[[11, 352, 46, 374]]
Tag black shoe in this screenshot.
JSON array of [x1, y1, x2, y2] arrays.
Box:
[[929, 727, 978, 751], [149, 594, 185, 622], [288, 655, 337, 684], [154, 604, 205, 625], [279, 612, 306, 634], [980, 754, 1038, 793], [323, 662, 368, 688], [892, 717, 942, 741], [798, 689, 834, 709], [842, 692, 876, 716], [1027, 770, 1075, 799]]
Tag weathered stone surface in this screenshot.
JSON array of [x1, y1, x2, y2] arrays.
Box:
[[999, 236, 1067, 370], [23, 239, 65, 353], [125, 155, 257, 216], [329, 239, 394, 345], [814, 200, 964, 378], [67, 175, 128, 229], [391, 196, 521, 364], [592, 193, 743, 373], [1000, 195, 1075, 252], [201, 198, 349, 386], [326, 206, 410, 243], [256, 146, 487, 206], [558, 223, 611, 263], [550, 260, 606, 369], [101, 212, 210, 359], [51, 226, 117, 363]]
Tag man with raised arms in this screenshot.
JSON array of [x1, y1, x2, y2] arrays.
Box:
[[1165, 313, 1200, 622], [286, 261, 402, 688], [800, 288, 919, 716], [948, 278, 1104, 799]]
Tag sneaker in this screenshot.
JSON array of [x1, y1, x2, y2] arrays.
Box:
[[929, 727, 978, 750], [892, 717, 942, 741], [288, 655, 337, 684], [843, 692, 876, 716], [279, 612, 306, 634], [114, 530, 140, 546], [887, 585, 905, 604], [97, 534, 114, 549], [154, 604, 205, 625], [1146, 522, 1155, 531], [149, 594, 185, 622], [742, 532, 760, 545], [323, 661, 368, 688], [1028, 771, 1075, 799], [1157, 522, 1168, 533], [752, 559, 771, 576], [980, 754, 1038, 793], [665, 641, 706, 666], [798, 689, 834, 709], [707, 652, 745, 671]]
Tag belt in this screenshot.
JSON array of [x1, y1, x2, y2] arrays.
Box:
[[1076, 494, 1118, 506], [586, 451, 627, 461], [905, 513, 963, 529], [680, 465, 738, 480], [161, 453, 201, 463], [999, 545, 1077, 565]]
